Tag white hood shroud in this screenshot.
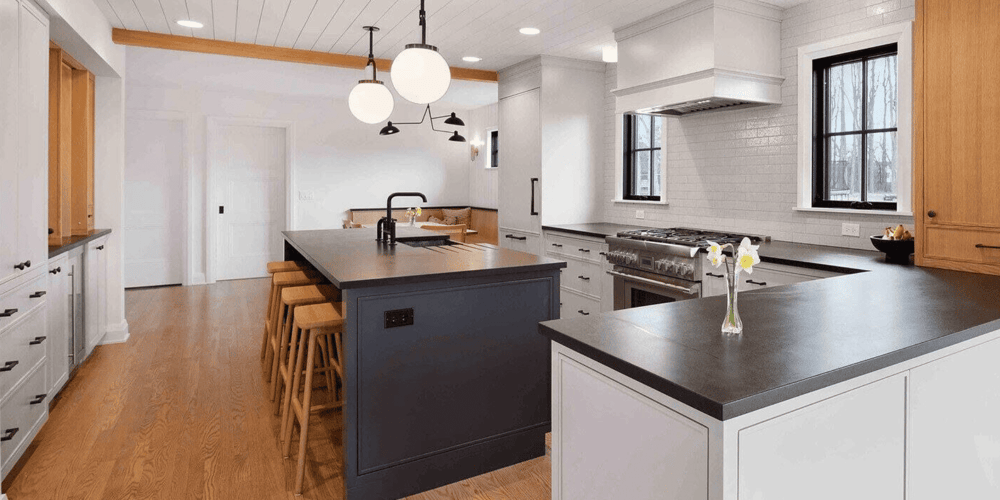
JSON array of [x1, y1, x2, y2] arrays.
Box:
[[612, 0, 784, 116]]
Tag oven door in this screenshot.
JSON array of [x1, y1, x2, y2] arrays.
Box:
[[609, 267, 701, 310]]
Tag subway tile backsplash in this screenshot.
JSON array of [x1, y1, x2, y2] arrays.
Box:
[[600, 0, 916, 251]]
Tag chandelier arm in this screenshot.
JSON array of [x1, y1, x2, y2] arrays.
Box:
[[387, 105, 433, 127]]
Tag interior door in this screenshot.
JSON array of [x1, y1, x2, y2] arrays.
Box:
[[498, 89, 541, 234], [214, 123, 286, 281], [124, 116, 185, 287]]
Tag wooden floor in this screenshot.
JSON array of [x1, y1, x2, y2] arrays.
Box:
[[2, 278, 550, 499]]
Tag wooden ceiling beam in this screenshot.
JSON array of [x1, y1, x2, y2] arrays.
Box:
[[111, 28, 498, 83]]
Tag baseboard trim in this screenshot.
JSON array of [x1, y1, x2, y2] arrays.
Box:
[[189, 273, 206, 286], [99, 320, 130, 345]]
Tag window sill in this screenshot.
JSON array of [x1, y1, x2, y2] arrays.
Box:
[[793, 206, 913, 217], [615, 199, 669, 206]]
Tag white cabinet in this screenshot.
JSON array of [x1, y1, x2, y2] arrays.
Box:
[[46, 257, 70, 395], [498, 228, 540, 256], [84, 236, 109, 359], [498, 88, 541, 236], [0, 0, 48, 287], [909, 337, 1000, 499], [544, 230, 613, 317]]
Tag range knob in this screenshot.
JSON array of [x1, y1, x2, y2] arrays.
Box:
[[679, 263, 694, 278], [629, 253, 638, 264]]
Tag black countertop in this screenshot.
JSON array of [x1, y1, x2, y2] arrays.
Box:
[[48, 229, 112, 259], [539, 239, 1000, 420], [283, 227, 566, 290], [542, 223, 655, 239]]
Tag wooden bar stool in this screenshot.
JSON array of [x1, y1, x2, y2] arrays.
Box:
[[270, 284, 340, 408], [282, 302, 345, 495], [261, 271, 322, 382], [261, 261, 309, 360]]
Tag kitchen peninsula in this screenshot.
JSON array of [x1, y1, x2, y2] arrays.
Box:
[[282, 227, 564, 500], [541, 242, 1000, 500]]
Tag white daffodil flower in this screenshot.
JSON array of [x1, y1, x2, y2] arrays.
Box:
[[735, 237, 761, 274], [706, 240, 725, 268]]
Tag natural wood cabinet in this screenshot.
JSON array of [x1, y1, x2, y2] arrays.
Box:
[[914, 0, 1000, 275]]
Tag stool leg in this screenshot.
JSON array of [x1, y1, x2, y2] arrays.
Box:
[[261, 282, 276, 359], [294, 330, 318, 495], [269, 303, 292, 401], [264, 302, 285, 386], [322, 334, 336, 397], [283, 326, 308, 458], [278, 323, 299, 431], [274, 310, 297, 415]]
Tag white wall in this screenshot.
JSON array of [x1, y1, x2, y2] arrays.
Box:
[[125, 46, 482, 284], [94, 75, 128, 342], [602, 0, 916, 250], [465, 103, 499, 209], [35, 0, 124, 77]]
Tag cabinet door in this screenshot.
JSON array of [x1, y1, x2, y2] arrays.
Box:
[[84, 238, 108, 359], [909, 337, 1000, 499], [0, 0, 19, 285], [17, 1, 48, 270], [47, 259, 70, 394], [498, 89, 541, 235], [919, 1, 1000, 229]]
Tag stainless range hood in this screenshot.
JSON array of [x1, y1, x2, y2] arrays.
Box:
[[612, 0, 784, 116]]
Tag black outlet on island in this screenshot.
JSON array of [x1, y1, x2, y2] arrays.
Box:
[[384, 308, 414, 329]]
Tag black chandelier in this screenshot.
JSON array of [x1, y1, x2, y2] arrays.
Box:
[[379, 105, 466, 142]]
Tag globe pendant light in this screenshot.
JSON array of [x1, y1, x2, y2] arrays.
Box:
[[349, 26, 394, 124], [391, 0, 451, 104]]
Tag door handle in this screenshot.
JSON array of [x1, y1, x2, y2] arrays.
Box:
[[745, 279, 767, 286], [30, 291, 46, 298], [29, 394, 47, 405], [219, 206, 225, 214], [0, 308, 17, 318], [976, 244, 1000, 250], [97, 245, 104, 250], [1, 428, 18, 442], [578, 275, 590, 281], [578, 310, 590, 316], [29, 336, 46, 345], [530, 178, 538, 216], [0, 360, 18, 372]]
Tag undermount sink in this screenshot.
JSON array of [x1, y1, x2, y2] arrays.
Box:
[[399, 237, 457, 248]]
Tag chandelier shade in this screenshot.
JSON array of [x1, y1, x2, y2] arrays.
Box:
[[349, 81, 394, 124], [391, 44, 451, 104]]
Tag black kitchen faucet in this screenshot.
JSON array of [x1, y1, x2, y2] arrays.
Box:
[[378, 192, 427, 246]]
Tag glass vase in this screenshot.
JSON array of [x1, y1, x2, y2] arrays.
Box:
[[722, 267, 743, 335]]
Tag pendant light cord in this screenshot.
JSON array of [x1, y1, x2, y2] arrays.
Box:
[[419, 0, 427, 44]]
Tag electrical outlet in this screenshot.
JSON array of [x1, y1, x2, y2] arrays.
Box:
[[635, 210, 645, 219], [384, 308, 414, 329], [841, 223, 860, 237]]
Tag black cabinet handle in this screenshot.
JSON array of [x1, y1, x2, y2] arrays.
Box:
[[706, 272, 724, 278], [29, 336, 46, 345], [0, 360, 18, 372], [578, 310, 590, 316], [578, 275, 590, 281], [745, 279, 767, 286], [49, 267, 61, 275], [976, 244, 1000, 250], [1, 428, 18, 442], [551, 243, 563, 248], [927, 210, 937, 218], [29, 394, 47, 405], [530, 178, 538, 216], [14, 262, 26, 271], [97, 245, 104, 250], [578, 248, 590, 253], [24, 260, 31, 268], [0, 308, 17, 318], [30, 291, 46, 298], [599, 251, 608, 256], [505, 234, 526, 241]]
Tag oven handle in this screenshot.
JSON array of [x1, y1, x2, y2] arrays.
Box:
[[606, 270, 699, 295]]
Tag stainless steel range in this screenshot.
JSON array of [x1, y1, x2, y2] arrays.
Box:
[[605, 228, 767, 310]]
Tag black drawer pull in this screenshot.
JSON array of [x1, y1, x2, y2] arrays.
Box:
[[706, 272, 724, 278], [14, 261, 26, 271], [599, 251, 608, 256], [1, 428, 18, 442], [745, 279, 767, 286], [578, 310, 590, 316], [29, 336, 46, 345], [1, 360, 18, 372], [551, 243, 562, 248], [505, 234, 526, 241], [29, 394, 48, 405], [49, 267, 61, 275], [30, 291, 46, 298], [578, 248, 590, 253], [1, 308, 17, 318], [96, 245, 104, 250], [578, 275, 590, 281], [976, 244, 1000, 250]]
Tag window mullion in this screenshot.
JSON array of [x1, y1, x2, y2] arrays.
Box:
[[860, 57, 868, 203]]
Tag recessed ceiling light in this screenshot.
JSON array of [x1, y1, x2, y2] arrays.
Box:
[[462, 56, 482, 63], [177, 20, 204, 29], [519, 27, 541, 35]]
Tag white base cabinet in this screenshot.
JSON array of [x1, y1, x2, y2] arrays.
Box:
[[543, 230, 613, 318], [46, 256, 70, 396], [703, 261, 843, 297], [84, 236, 109, 360], [552, 326, 1000, 500]]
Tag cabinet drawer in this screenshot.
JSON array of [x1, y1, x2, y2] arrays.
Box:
[[499, 229, 540, 256], [925, 227, 1000, 265], [561, 289, 600, 319], [0, 305, 47, 401], [546, 233, 604, 263], [563, 259, 602, 298], [0, 362, 48, 470], [0, 272, 48, 333]]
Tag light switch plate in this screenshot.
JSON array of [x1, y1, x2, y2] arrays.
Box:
[[298, 190, 315, 201], [636, 210, 645, 219], [841, 223, 860, 237]]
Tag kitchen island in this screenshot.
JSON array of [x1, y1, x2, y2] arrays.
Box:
[[282, 227, 565, 500], [540, 241, 1000, 500]]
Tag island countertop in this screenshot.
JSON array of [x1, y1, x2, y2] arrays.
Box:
[[539, 240, 1000, 420], [283, 227, 566, 289]]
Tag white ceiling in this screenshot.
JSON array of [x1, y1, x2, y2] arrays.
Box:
[[97, 0, 809, 72]]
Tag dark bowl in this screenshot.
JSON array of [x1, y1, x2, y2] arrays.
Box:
[[870, 235, 915, 263]]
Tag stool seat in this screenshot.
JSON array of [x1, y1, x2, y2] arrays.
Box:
[[293, 303, 344, 331], [273, 270, 321, 288], [281, 284, 339, 306], [267, 261, 307, 274]]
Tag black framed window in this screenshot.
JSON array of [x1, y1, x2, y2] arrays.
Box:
[[489, 130, 499, 168], [623, 113, 662, 201], [813, 43, 898, 210]]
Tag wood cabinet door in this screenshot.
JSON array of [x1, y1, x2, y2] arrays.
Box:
[[916, 0, 1000, 273], [0, 0, 19, 286], [498, 89, 541, 235], [17, 1, 49, 271]]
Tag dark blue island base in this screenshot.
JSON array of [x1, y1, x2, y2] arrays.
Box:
[[283, 228, 564, 500]]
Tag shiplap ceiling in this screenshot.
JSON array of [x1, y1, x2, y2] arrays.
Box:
[[96, 0, 806, 72]]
